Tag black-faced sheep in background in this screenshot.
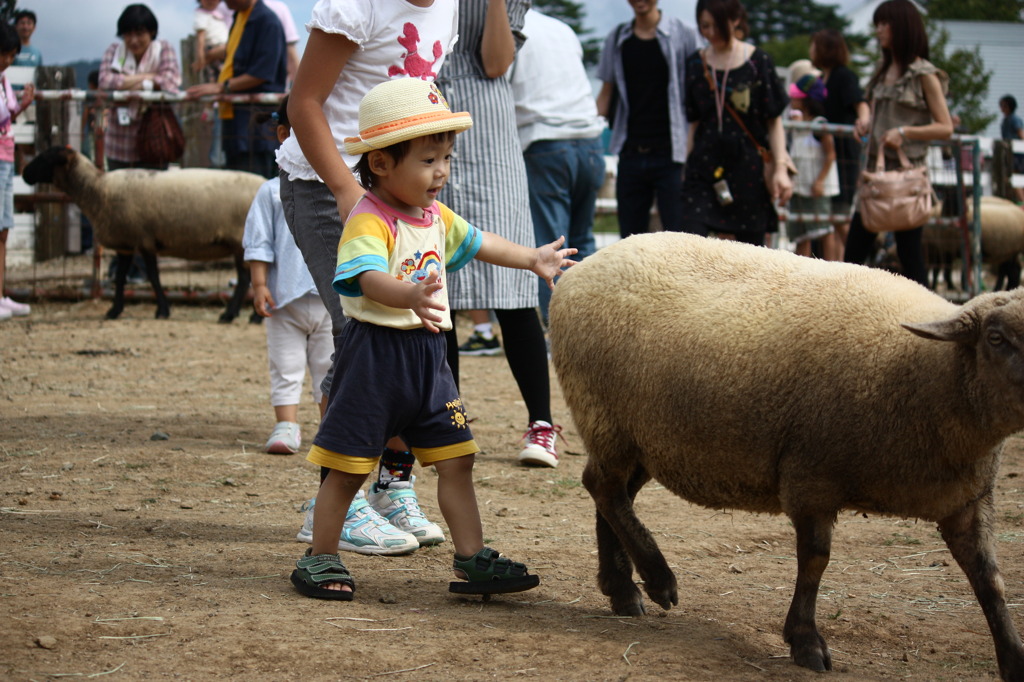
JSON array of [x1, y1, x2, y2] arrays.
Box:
[[22, 146, 266, 322], [923, 195, 1024, 292], [549, 232, 1024, 681]]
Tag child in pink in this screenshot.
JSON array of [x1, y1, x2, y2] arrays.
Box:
[[0, 21, 34, 319]]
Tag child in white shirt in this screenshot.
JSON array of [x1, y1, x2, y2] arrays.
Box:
[[191, 0, 229, 77], [243, 96, 333, 456], [787, 74, 839, 258]]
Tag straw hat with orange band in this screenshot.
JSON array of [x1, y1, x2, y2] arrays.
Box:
[[343, 78, 473, 155]]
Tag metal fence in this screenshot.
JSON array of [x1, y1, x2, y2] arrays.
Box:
[[6, 88, 1024, 305]]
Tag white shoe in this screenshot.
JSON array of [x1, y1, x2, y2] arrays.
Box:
[[265, 421, 300, 454], [367, 476, 446, 546], [296, 491, 419, 555], [0, 306, 10, 322], [517, 420, 562, 468], [0, 297, 30, 317]]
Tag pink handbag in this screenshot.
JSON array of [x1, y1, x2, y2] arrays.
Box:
[[857, 143, 933, 233]]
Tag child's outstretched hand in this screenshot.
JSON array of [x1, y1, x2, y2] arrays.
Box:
[[19, 84, 34, 112], [533, 236, 578, 289], [410, 270, 446, 333]]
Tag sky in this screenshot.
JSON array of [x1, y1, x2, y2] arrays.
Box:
[[25, 0, 862, 67]]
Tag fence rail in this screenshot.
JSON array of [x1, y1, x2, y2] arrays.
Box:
[[6, 88, 1023, 304]]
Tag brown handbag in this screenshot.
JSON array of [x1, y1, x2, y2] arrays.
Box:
[[137, 103, 185, 166], [856, 142, 933, 233]]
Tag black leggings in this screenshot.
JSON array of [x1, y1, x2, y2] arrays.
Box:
[[446, 307, 551, 425], [844, 211, 928, 286]]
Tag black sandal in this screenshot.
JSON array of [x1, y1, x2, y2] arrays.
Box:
[[291, 549, 355, 601], [449, 547, 540, 595]]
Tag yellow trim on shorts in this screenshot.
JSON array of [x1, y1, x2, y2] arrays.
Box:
[[412, 439, 480, 466], [307, 446, 379, 475], [307, 440, 479, 474]]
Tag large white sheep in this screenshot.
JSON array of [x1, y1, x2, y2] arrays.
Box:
[[22, 147, 266, 321], [549, 232, 1024, 680]]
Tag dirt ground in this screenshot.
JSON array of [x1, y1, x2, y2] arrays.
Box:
[[3, 293, 1024, 681]]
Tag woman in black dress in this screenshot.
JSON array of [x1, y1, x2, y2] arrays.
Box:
[[811, 28, 869, 261], [680, 0, 793, 245]]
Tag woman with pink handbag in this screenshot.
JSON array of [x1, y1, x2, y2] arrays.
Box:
[[842, 0, 952, 286]]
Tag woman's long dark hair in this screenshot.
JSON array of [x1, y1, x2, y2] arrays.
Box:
[[867, 0, 929, 93]]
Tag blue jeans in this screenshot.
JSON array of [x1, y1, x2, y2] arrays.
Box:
[[615, 151, 684, 238], [523, 137, 605, 324]]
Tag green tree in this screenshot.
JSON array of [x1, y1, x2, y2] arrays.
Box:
[[0, 1, 17, 24], [742, 0, 849, 47], [924, 0, 1024, 21], [927, 21, 996, 133], [531, 0, 601, 66]]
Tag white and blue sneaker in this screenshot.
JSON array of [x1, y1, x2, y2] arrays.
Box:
[[367, 476, 446, 546], [296, 490, 419, 555]]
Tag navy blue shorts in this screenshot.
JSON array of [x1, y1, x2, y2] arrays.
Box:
[[309, 321, 476, 472]]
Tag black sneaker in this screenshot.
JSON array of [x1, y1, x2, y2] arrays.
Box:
[[458, 331, 502, 356]]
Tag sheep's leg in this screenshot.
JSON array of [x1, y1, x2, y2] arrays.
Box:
[[219, 252, 250, 324], [105, 252, 133, 319], [583, 459, 676, 614], [585, 461, 651, 615], [1008, 259, 1022, 290], [938, 493, 1024, 682], [783, 514, 834, 672], [139, 250, 169, 319]]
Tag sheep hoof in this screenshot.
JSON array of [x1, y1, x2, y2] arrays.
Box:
[[609, 589, 646, 617], [155, 308, 170, 320], [647, 585, 679, 610], [790, 635, 832, 672], [105, 308, 123, 320], [218, 312, 236, 324]]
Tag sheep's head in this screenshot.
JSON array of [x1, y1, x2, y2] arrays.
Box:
[[904, 290, 1024, 427], [22, 146, 77, 186]]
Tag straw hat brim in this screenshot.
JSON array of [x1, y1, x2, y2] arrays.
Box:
[[344, 111, 473, 155]]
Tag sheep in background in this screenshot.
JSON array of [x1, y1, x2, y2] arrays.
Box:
[[22, 147, 265, 322], [549, 232, 1024, 681], [923, 196, 1024, 292], [975, 196, 1024, 290]]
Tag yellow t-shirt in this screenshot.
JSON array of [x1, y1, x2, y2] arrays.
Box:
[[333, 193, 482, 330]]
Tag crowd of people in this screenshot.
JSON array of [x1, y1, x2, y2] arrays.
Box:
[[0, 0, 1017, 601]]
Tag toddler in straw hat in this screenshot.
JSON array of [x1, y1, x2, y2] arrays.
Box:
[[290, 78, 577, 601]]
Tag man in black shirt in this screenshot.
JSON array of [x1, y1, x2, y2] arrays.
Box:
[[597, 0, 700, 238]]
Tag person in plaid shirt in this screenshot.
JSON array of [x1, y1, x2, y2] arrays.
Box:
[[98, 4, 181, 170]]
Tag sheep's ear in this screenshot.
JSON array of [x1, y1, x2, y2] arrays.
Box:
[[901, 318, 976, 344]]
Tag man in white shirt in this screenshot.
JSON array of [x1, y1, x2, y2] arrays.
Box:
[[510, 9, 606, 326]]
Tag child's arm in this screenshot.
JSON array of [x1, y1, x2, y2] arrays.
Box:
[[248, 261, 275, 317], [813, 132, 837, 198], [358, 270, 447, 333], [192, 29, 208, 73], [12, 83, 33, 120], [474, 234, 577, 289]]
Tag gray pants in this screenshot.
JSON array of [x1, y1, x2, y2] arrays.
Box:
[[279, 171, 348, 395]]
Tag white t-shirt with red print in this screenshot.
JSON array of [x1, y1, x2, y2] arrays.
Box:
[[276, 0, 459, 182]]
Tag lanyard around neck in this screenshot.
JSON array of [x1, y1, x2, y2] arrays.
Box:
[[709, 43, 740, 133]]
